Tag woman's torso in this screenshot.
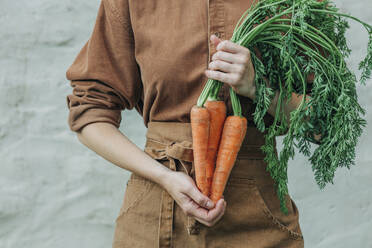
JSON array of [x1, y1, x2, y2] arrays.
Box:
[[109, 2, 304, 246], [128, 0, 274, 128]]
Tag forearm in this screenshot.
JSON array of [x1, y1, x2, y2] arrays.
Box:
[[250, 87, 307, 126], [248, 84, 322, 142], [76, 122, 171, 186]]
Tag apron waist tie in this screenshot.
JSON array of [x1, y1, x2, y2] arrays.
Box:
[[143, 121, 274, 248], [144, 138, 200, 248]]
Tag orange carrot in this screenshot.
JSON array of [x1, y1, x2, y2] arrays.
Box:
[[210, 115, 247, 203], [190, 105, 210, 196], [204, 100, 226, 196]]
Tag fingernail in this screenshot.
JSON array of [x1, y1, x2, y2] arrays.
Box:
[[207, 201, 214, 208]]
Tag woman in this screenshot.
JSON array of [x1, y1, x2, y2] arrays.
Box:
[[66, 0, 315, 247]]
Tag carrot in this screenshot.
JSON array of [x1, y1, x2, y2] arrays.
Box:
[[210, 115, 247, 203], [190, 105, 210, 196], [204, 100, 226, 196]]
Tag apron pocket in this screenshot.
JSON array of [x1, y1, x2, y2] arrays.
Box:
[[205, 176, 303, 244], [250, 180, 304, 240], [205, 177, 283, 246], [116, 173, 155, 219]]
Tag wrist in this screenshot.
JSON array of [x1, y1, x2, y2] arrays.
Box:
[[247, 84, 256, 101], [152, 162, 173, 189], [238, 74, 256, 100]]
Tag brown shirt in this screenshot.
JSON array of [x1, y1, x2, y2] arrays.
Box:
[[65, 0, 275, 132]]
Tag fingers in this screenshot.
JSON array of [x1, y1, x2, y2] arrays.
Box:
[[208, 60, 245, 74], [183, 199, 210, 219], [187, 185, 215, 209], [171, 172, 227, 227], [183, 198, 225, 224], [216, 39, 250, 55], [211, 50, 248, 64], [210, 34, 222, 48], [210, 37, 251, 65], [204, 69, 240, 85], [195, 199, 227, 227], [206, 37, 254, 89], [180, 183, 226, 227]]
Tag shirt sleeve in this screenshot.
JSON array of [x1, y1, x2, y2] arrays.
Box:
[[65, 0, 143, 132]]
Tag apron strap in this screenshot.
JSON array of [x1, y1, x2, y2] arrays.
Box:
[[144, 138, 200, 248]]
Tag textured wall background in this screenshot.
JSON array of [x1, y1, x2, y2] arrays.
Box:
[[0, 0, 371, 247]]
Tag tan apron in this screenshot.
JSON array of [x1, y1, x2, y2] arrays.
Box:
[[112, 121, 304, 248]]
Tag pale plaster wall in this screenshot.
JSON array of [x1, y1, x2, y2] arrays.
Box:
[[0, 0, 371, 247]]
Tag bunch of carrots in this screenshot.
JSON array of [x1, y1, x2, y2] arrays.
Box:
[[191, 79, 247, 204], [191, 0, 372, 215]]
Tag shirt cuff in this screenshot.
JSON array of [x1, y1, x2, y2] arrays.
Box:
[[67, 104, 122, 132]]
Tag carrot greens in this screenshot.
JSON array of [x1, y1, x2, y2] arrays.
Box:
[[197, 0, 371, 214]]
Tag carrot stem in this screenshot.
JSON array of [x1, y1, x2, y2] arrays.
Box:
[[209, 81, 223, 100], [197, 79, 224, 107], [197, 79, 214, 107], [230, 87, 242, 116]]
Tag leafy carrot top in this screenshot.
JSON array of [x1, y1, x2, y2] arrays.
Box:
[[198, 0, 372, 214]]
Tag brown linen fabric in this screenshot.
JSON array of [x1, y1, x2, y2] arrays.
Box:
[[112, 121, 304, 248], [65, 0, 276, 132]]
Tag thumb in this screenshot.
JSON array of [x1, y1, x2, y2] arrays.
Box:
[[210, 34, 222, 49], [189, 186, 215, 209]]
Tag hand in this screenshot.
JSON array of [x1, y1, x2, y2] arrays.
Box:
[[205, 34, 256, 99], [160, 170, 227, 227]]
